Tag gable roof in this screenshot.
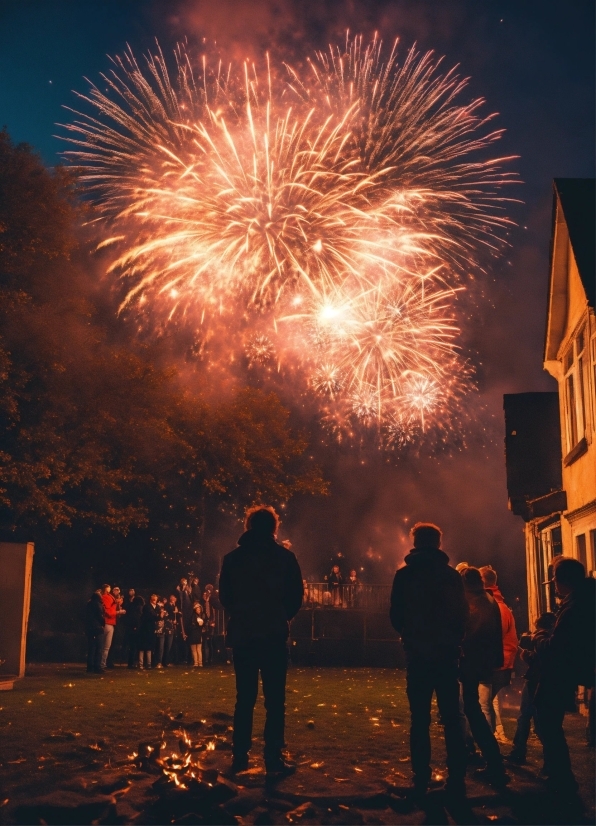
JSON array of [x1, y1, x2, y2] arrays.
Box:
[[553, 178, 595, 308]]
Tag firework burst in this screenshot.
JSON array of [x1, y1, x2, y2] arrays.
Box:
[[60, 36, 517, 446]]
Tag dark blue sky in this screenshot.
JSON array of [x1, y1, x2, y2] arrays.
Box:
[[0, 0, 594, 584]]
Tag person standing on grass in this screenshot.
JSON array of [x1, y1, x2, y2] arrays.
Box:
[[478, 565, 518, 744], [459, 567, 509, 789], [85, 590, 105, 673], [163, 594, 180, 666], [100, 584, 117, 670], [219, 505, 303, 778], [106, 585, 126, 669], [390, 522, 469, 801], [177, 577, 193, 664], [139, 593, 160, 669], [188, 601, 205, 667], [202, 588, 216, 666]]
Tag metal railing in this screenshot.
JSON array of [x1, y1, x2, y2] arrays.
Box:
[[302, 583, 392, 612]]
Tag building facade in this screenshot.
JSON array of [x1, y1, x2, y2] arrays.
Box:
[[505, 179, 595, 627]]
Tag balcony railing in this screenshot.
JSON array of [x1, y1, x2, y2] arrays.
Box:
[[302, 583, 392, 612]]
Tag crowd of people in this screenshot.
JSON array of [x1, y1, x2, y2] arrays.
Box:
[[83, 510, 594, 813], [84, 576, 221, 674], [303, 566, 362, 607], [390, 522, 595, 813]]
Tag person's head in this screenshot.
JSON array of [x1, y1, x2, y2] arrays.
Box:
[[101, 583, 111, 594], [244, 505, 280, 536], [193, 601, 203, 613], [410, 522, 442, 549], [455, 562, 469, 573], [332, 564, 340, 574], [535, 611, 557, 632], [169, 594, 177, 604], [149, 593, 158, 605], [461, 566, 485, 593], [479, 565, 498, 587], [128, 588, 136, 599], [191, 576, 199, 585], [553, 556, 586, 597], [179, 577, 187, 588], [94, 588, 102, 596], [350, 569, 357, 578], [205, 584, 214, 593], [112, 586, 121, 598]]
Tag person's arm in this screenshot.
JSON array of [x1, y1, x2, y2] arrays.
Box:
[[218, 556, 233, 611], [389, 571, 405, 633], [284, 552, 304, 620], [452, 576, 469, 643]]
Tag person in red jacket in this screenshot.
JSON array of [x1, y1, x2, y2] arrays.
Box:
[[479, 566, 518, 744], [100, 584, 118, 671]]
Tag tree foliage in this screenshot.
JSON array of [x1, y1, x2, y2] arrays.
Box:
[[0, 130, 327, 567]]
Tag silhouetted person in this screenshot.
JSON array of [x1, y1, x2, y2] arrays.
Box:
[[85, 590, 105, 673], [177, 578, 193, 664], [390, 522, 469, 800], [219, 506, 303, 777], [202, 589, 216, 666], [139, 593, 160, 669], [532, 557, 595, 807], [127, 594, 144, 668], [163, 594, 180, 666], [507, 611, 556, 764], [460, 567, 509, 788], [328, 564, 343, 606]]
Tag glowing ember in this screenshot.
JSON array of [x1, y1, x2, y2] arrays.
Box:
[[61, 35, 516, 445]]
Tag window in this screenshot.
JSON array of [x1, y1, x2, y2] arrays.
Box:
[[565, 373, 578, 448], [551, 525, 562, 556], [563, 327, 587, 453], [576, 533, 587, 569]]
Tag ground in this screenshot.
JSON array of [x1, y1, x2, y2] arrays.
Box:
[[0, 664, 593, 825]]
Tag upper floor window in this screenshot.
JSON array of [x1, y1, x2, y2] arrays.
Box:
[[563, 326, 587, 453]]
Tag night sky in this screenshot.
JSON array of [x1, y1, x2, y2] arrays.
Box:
[[1, 0, 594, 602]]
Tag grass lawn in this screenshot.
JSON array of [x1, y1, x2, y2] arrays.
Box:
[[0, 664, 593, 824]]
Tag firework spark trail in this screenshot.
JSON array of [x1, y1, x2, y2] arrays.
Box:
[[59, 36, 517, 446]]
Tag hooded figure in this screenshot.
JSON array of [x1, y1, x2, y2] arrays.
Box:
[[390, 539, 468, 663], [219, 522, 303, 648], [219, 506, 303, 778], [389, 523, 469, 800]]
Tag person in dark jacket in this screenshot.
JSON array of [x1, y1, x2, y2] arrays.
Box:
[[459, 567, 509, 788], [122, 588, 137, 668], [507, 611, 556, 764], [532, 557, 595, 803], [127, 595, 144, 668], [202, 589, 216, 666], [177, 578, 193, 664], [390, 522, 469, 799], [139, 594, 160, 669], [85, 591, 105, 673], [163, 594, 180, 666], [219, 505, 303, 777]]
